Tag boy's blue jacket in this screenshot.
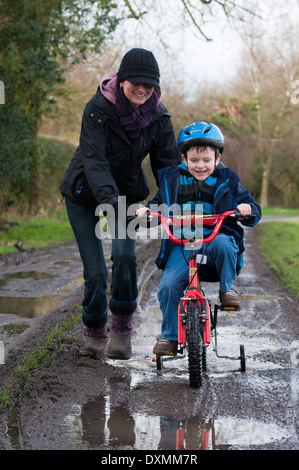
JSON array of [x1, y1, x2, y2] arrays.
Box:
[[147, 164, 262, 272]]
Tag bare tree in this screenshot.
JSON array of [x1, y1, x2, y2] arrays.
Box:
[[233, 0, 299, 206], [121, 0, 259, 41]]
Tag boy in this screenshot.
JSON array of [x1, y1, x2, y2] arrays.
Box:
[[136, 121, 262, 355]]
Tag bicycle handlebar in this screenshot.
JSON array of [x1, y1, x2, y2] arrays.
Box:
[[141, 210, 256, 245]]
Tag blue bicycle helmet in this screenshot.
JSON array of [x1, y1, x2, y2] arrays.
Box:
[[177, 121, 225, 155]]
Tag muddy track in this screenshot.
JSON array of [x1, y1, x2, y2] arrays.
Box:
[[0, 225, 298, 450]]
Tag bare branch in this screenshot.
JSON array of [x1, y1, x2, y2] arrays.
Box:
[[122, 0, 147, 19], [214, 0, 262, 19], [181, 0, 212, 41]]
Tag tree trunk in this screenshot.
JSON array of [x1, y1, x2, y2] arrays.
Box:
[[260, 150, 272, 208]]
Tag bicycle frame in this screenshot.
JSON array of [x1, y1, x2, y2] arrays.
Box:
[[148, 210, 238, 353]]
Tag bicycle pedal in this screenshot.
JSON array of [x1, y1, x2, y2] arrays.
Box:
[[153, 351, 177, 357], [220, 305, 240, 311]]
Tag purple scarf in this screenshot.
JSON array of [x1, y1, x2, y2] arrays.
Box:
[[115, 86, 159, 140]]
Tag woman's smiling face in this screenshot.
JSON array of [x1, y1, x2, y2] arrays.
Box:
[[120, 80, 154, 108], [183, 146, 221, 181]]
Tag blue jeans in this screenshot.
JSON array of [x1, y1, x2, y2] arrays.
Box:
[[158, 234, 239, 340], [65, 197, 137, 328]]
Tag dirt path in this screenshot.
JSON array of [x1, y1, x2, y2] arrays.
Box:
[[0, 222, 298, 450]]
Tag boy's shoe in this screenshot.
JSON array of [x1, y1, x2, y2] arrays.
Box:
[[219, 289, 240, 307], [153, 337, 178, 356]]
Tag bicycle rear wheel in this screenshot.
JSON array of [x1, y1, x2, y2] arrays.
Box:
[[186, 302, 204, 388]]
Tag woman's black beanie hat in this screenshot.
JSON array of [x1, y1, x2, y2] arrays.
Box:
[[117, 48, 160, 88]]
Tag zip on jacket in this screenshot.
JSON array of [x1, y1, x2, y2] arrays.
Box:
[[146, 165, 262, 270], [60, 89, 181, 209]]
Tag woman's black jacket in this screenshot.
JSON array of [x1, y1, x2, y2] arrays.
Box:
[[60, 88, 181, 209]]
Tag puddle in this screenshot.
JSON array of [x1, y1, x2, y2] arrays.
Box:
[[240, 295, 278, 301], [63, 396, 291, 450], [110, 303, 285, 380], [0, 322, 30, 337], [0, 271, 55, 289], [0, 270, 84, 337], [208, 325, 284, 374], [58, 274, 84, 294], [52, 260, 71, 266], [6, 407, 22, 450], [0, 296, 62, 318], [0, 270, 83, 321]]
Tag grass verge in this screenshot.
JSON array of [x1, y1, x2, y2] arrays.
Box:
[[0, 210, 74, 254], [261, 207, 299, 216], [0, 308, 81, 410], [257, 219, 299, 300]]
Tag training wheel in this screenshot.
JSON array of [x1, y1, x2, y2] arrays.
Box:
[[240, 344, 246, 372]]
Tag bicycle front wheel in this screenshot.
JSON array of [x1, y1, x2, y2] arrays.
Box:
[[186, 301, 204, 388]]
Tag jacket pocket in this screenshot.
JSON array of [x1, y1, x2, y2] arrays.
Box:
[[73, 174, 98, 208]]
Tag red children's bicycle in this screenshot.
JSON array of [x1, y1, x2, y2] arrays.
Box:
[[144, 210, 253, 388]]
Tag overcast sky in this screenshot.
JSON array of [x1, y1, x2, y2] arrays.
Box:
[[108, 0, 299, 97]]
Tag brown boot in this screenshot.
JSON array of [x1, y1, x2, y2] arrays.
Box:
[[107, 314, 133, 360], [219, 289, 240, 307], [153, 337, 177, 356], [79, 325, 108, 359]]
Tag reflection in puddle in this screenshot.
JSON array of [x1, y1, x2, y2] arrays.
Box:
[[0, 322, 29, 337], [64, 395, 290, 450], [0, 271, 55, 289], [0, 271, 62, 318], [0, 271, 83, 320], [6, 407, 22, 450], [0, 295, 62, 318], [240, 295, 278, 301]]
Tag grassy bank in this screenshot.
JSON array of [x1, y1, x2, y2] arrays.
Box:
[[0, 209, 74, 254], [261, 207, 299, 216], [257, 217, 299, 300], [0, 308, 81, 409]]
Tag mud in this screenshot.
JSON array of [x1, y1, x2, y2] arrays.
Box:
[[0, 219, 298, 451]]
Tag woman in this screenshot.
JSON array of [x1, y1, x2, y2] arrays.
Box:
[[60, 48, 181, 361]]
